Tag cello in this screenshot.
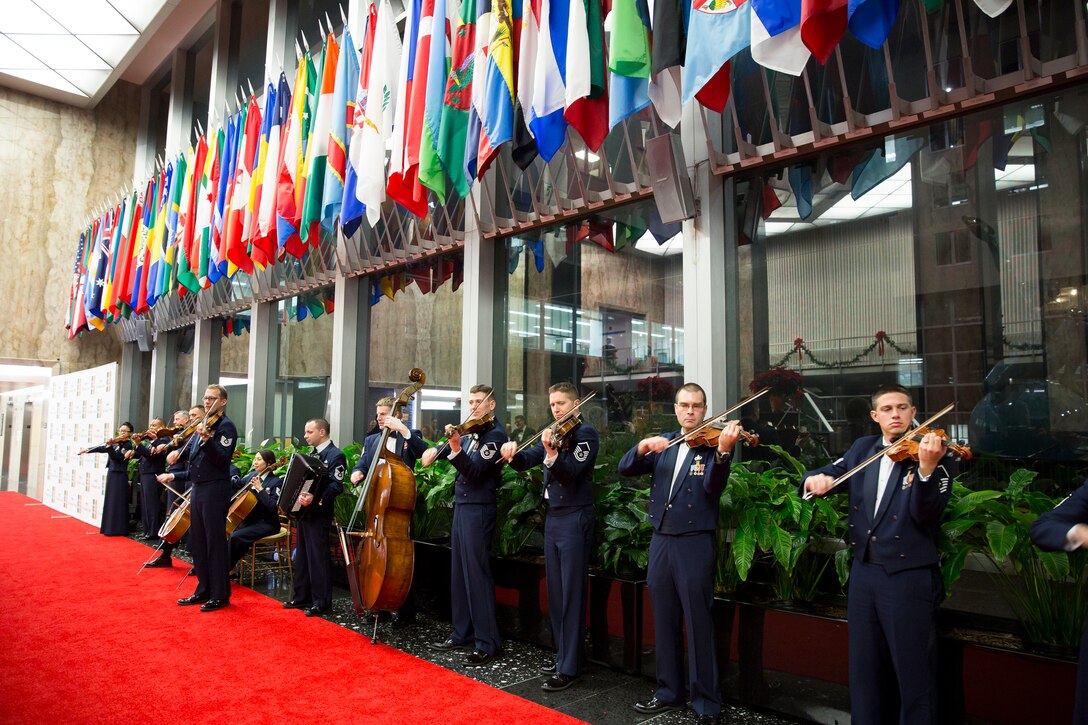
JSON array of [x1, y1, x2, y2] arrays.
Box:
[[339, 369, 426, 639]]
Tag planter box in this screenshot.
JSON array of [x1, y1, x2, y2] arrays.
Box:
[[587, 572, 649, 675]]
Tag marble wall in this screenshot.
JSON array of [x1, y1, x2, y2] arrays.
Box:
[[0, 83, 142, 374]]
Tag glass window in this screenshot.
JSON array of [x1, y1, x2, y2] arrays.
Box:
[[275, 290, 334, 442], [738, 92, 1088, 483]]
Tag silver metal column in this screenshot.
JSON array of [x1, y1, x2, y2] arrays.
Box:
[[329, 275, 371, 446], [148, 331, 177, 422], [192, 318, 223, 400], [458, 198, 507, 415]]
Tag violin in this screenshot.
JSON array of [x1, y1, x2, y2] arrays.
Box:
[[105, 432, 133, 445], [133, 424, 182, 444], [505, 391, 598, 460], [170, 404, 224, 447], [886, 426, 971, 462], [445, 412, 495, 438], [683, 423, 760, 449]]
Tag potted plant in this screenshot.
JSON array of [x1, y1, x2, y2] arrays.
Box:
[[749, 367, 805, 412]]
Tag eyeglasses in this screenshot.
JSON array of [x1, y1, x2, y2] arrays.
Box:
[[203, 396, 222, 402], [675, 402, 706, 411]]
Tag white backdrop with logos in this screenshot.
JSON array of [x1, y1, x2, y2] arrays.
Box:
[[42, 363, 119, 526]]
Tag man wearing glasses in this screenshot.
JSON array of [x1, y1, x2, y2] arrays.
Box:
[[619, 383, 742, 724], [168, 385, 238, 612]]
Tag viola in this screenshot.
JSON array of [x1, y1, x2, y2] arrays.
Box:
[[886, 426, 972, 462], [683, 423, 760, 449]]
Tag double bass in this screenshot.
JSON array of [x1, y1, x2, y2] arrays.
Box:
[[339, 368, 426, 636]]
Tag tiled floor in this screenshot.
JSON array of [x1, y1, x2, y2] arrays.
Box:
[[147, 534, 801, 724]]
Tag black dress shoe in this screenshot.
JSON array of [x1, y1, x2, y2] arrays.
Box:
[[146, 556, 173, 568], [282, 600, 308, 609], [464, 649, 500, 666], [540, 663, 557, 675], [177, 594, 208, 606], [305, 606, 331, 617], [427, 638, 468, 651], [541, 674, 576, 692], [696, 714, 720, 725], [390, 612, 415, 629], [633, 696, 681, 714], [200, 599, 229, 612]]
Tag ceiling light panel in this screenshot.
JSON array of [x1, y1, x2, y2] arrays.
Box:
[[0, 34, 46, 69], [35, 0, 138, 35], [9, 34, 109, 70], [0, 0, 68, 34]]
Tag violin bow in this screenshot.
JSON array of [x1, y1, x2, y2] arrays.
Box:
[[509, 391, 598, 458], [666, 387, 771, 449], [432, 388, 495, 459], [803, 402, 955, 500]]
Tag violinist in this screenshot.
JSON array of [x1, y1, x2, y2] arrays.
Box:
[[283, 418, 346, 617], [500, 382, 598, 692], [79, 422, 136, 536], [127, 418, 168, 540], [169, 386, 238, 612], [618, 383, 741, 722], [423, 384, 507, 666], [227, 449, 283, 574], [801, 384, 955, 725], [150, 408, 201, 568]]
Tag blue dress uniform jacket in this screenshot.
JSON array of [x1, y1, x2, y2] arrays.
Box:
[[509, 421, 598, 677], [291, 441, 346, 610], [509, 422, 599, 510], [802, 434, 955, 725], [172, 415, 238, 601], [1030, 480, 1088, 724], [86, 440, 134, 536], [449, 422, 509, 504], [446, 420, 507, 656], [131, 439, 168, 538], [618, 431, 731, 533], [618, 431, 732, 718], [353, 428, 428, 479]]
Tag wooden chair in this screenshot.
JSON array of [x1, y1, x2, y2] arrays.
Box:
[[238, 517, 292, 588]]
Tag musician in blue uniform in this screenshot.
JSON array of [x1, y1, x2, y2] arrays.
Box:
[[284, 417, 346, 616], [227, 449, 284, 572], [423, 384, 508, 666], [169, 386, 238, 612], [149, 408, 199, 568], [619, 383, 741, 724], [500, 382, 598, 692], [351, 396, 429, 481], [80, 422, 135, 536], [1030, 479, 1088, 724], [802, 384, 954, 725], [127, 418, 168, 540]]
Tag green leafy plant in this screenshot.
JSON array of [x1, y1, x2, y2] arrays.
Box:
[[411, 455, 457, 540], [593, 474, 652, 576], [494, 466, 545, 557]]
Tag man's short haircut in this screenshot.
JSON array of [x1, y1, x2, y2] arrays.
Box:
[[376, 396, 395, 409], [206, 383, 228, 400], [307, 417, 331, 434], [675, 382, 707, 406], [173, 410, 188, 421], [549, 381, 580, 398], [871, 383, 912, 409], [470, 384, 493, 396]]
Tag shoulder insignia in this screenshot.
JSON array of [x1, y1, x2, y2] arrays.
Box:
[[573, 441, 591, 462], [333, 464, 345, 482], [480, 442, 497, 460], [220, 435, 234, 447]]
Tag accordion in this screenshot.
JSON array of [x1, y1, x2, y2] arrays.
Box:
[[278, 452, 330, 520]]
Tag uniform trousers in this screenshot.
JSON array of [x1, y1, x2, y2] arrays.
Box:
[[188, 479, 231, 601], [228, 519, 280, 569], [139, 473, 164, 538], [293, 514, 334, 609], [647, 531, 720, 717], [544, 506, 594, 676], [847, 561, 942, 725], [450, 503, 501, 655]]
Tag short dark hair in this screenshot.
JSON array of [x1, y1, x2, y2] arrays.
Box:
[[307, 417, 331, 434], [206, 384, 228, 400], [120, 421, 134, 431], [674, 383, 707, 406], [549, 381, 579, 398], [256, 449, 276, 466], [470, 384, 493, 396], [871, 384, 912, 409]]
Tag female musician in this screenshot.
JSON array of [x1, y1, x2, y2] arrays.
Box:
[[228, 449, 284, 574], [80, 422, 135, 536]]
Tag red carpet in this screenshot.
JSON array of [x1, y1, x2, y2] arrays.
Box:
[[0, 492, 583, 724]]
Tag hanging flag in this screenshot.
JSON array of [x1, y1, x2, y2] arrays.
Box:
[[427, 0, 479, 199], [847, 0, 898, 48], [607, 0, 652, 129], [418, 0, 457, 200], [387, 0, 436, 219], [212, 112, 239, 282], [518, 0, 569, 162], [973, 0, 1012, 17], [277, 54, 316, 259], [647, 0, 685, 127], [609, 0, 651, 77], [800, 0, 847, 64], [159, 151, 188, 298], [224, 97, 259, 275], [343, 2, 379, 236], [302, 32, 341, 245], [119, 187, 146, 310], [850, 135, 923, 200], [66, 227, 89, 337], [682, 0, 751, 106], [788, 163, 813, 220], [130, 176, 156, 313], [477, 0, 517, 176], [109, 192, 139, 317], [564, 0, 609, 148], [251, 80, 281, 269], [197, 128, 221, 287], [145, 164, 173, 309], [761, 182, 783, 218], [85, 208, 114, 331], [177, 135, 208, 293], [102, 197, 129, 320], [359, 0, 403, 227], [751, 0, 811, 75], [322, 30, 360, 234]]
